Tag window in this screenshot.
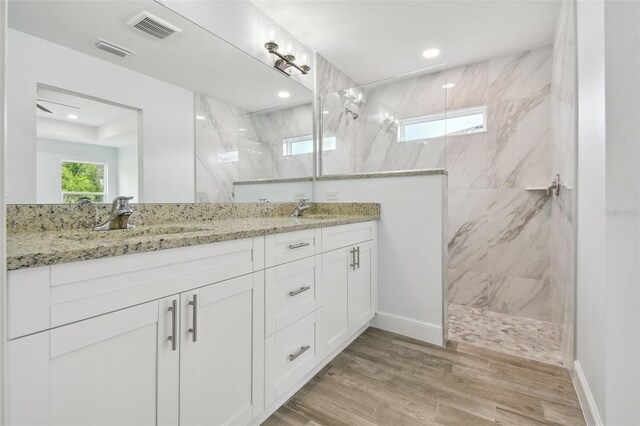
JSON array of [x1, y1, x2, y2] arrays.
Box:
[[61, 161, 106, 204], [216, 151, 239, 163], [282, 135, 337, 156], [398, 106, 487, 142]]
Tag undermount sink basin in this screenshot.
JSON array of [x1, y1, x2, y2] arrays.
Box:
[[60, 226, 207, 241]]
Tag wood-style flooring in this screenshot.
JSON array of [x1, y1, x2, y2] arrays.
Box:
[[263, 327, 585, 426]]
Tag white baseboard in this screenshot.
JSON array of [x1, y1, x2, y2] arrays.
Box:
[[572, 360, 603, 426], [372, 311, 443, 346]]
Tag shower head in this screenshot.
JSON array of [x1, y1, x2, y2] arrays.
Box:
[[345, 108, 359, 120]]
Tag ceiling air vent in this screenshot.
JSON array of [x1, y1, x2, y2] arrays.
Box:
[[128, 11, 182, 40], [94, 39, 135, 57]]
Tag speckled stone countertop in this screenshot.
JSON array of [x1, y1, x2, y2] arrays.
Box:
[[234, 177, 313, 185], [6, 203, 380, 270], [317, 169, 447, 180]]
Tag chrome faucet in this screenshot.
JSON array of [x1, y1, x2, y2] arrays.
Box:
[[291, 199, 311, 217], [94, 196, 135, 231]]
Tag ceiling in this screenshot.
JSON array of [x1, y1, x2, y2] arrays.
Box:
[[252, 0, 561, 84], [37, 87, 138, 148], [9, 0, 312, 112], [37, 88, 136, 127]]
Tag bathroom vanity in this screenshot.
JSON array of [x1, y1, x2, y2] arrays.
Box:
[[5, 204, 378, 425]]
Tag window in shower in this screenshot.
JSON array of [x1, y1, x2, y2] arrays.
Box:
[[398, 106, 487, 142], [282, 135, 337, 156]]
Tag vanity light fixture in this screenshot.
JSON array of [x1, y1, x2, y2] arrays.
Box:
[[264, 29, 310, 76], [196, 115, 205, 120], [322, 110, 330, 115], [67, 114, 79, 120], [278, 91, 291, 98], [422, 48, 441, 59], [442, 83, 455, 89]]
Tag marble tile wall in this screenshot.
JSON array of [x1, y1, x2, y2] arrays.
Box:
[[444, 46, 554, 322], [195, 94, 243, 202], [316, 53, 360, 175], [550, 0, 576, 366], [320, 47, 556, 322], [321, 67, 447, 174], [195, 93, 314, 201], [238, 103, 314, 181]]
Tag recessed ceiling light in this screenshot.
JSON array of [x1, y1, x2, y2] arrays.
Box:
[[238, 128, 248, 132], [67, 114, 78, 120], [422, 48, 441, 59], [196, 115, 205, 120], [442, 83, 455, 89], [277, 91, 291, 98], [322, 110, 330, 115]]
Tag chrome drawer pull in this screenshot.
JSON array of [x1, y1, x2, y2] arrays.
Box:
[[168, 300, 177, 351], [288, 242, 310, 250], [289, 345, 311, 361], [188, 294, 198, 343], [289, 286, 311, 297], [355, 246, 361, 269], [350, 247, 356, 270]]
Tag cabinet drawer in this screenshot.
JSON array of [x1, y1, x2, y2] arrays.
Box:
[[321, 221, 375, 252], [265, 257, 319, 337], [265, 311, 318, 406], [7, 237, 261, 339], [265, 229, 321, 267]]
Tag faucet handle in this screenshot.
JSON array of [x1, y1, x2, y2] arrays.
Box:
[[111, 196, 134, 212]]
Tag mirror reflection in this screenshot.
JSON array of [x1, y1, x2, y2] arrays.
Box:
[[36, 85, 139, 204], [7, 0, 314, 204]]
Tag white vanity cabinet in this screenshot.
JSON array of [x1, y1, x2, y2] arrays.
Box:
[[6, 221, 377, 426], [7, 297, 180, 426], [320, 240, 375, 355], [179, 273, 264, 426]]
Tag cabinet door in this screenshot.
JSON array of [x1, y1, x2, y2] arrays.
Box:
[[320, 247, 350, 356], [348, 241, 374, 332], [7, 298, 180, 426], [180, 273, 262, 426]]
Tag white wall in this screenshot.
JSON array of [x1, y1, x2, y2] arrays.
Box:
[[575, 0, 607, 421], [602, 0, 640, 424], [575, 0, 640, 424], [117, 144, 138, 202], [36, 139, 119, 204], [159, 0, 313, 91], [7, 29, 195, 203], [316, 175, 446, 345]]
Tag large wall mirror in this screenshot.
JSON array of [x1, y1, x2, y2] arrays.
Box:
[[7, 0, 314, 204]]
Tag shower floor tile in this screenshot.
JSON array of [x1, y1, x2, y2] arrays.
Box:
[[448, 304, 565, 367]]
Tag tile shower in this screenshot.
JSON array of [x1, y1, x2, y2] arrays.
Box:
[[321, 9, 575, 365]]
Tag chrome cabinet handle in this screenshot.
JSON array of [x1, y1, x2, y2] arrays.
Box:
[[188, 294, 198, 342], [288, 242, 310, 249], [289, 345, 311, 361], [289, 286, 311, 297], [350, 247, 356, 270], [168, 300, 177, 351], [355, 246, 360, 269]]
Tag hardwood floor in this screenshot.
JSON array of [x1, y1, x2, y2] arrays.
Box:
[[263, 327, 585, 426]]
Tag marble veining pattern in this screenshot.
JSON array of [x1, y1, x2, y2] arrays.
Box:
[[195, 94, 243, 202], [445, 46, 554, 324], [448, 304, 564, 366], [239, 103, 313, 181]]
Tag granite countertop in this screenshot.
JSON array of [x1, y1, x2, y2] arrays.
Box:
[[7, 214, 378, 270]]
